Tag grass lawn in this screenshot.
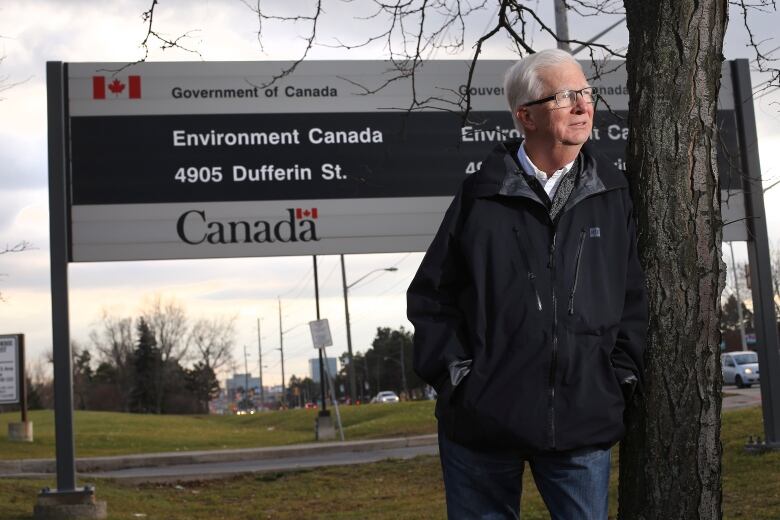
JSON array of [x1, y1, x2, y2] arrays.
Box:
[[0, 402, 437, 460], [1, 407, 779, 519]]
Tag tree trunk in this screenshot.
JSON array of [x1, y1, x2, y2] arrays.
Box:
[[621, 1, 728, 518]]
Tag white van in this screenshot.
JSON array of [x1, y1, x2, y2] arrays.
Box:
[[721, 351, 760, 388]]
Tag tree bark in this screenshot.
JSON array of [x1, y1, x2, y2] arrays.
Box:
[[621, 1, 728, 518]]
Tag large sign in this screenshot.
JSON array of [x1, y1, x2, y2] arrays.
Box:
[[62, 60, 745, 261], [0, 335, 20, 404]]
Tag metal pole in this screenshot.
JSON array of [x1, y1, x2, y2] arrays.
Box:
[[19, 334, 27, 424], [728, 241, 749, 351], [732, 59, 780, 447], [278, 298, 286, 408], [313, 256, 328, 412], [554, 0, 571, 51], [340, 255, 358, 403], [46, 61, 77, 492], [243, 345, 249, 399], [257, 318, 264, 407], [399, 343, 408, 400], [322, 360, 345, 441], [571, 18, 626, 56]]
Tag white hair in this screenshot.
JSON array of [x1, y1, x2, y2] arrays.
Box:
[[503, 49, 583, 130]]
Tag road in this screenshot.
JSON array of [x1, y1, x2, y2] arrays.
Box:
[[82, 444, 440, 484], [722, 385, 762, 410]]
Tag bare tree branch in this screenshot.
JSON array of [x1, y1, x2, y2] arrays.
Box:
[[0, 241, 33, 302], [0, 39, 32, 100], [241, 0, 323, 88], [140, 0, 202, 60], [230, 1, 631, 124], [732, 0, 780, 95], [566, 0, 624, 16], [0, 241, 32, 255], [105, 0, 203, 74]]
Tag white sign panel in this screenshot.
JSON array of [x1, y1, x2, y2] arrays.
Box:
[[309, 319, 333, 350], [58, 60, 745, 261], [0, 335, 20, 404]]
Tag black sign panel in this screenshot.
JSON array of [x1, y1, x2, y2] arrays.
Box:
[[69, 109, 740, 206]]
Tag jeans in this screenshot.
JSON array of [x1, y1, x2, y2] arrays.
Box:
[[438, 431, 611, 519]]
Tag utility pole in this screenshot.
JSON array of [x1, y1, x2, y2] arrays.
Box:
[[243, 344, 250, 401], [314, 256, 328, 412], [728, 241, 749, 351], [364, 356, 371, 400], [554, 0, 571, 51], [340, 254, 358, 403], [278, 297, 286, 407], [257, 318, 264, 407]]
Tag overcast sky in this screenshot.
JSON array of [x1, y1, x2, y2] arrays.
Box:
[[1, 0, 779, 386]]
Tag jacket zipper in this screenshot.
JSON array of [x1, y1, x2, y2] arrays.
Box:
[[548, 230, 558, 449], [528, 273, 542, 311], [568, 229, 587, 315], [513, 228, 543, 312]]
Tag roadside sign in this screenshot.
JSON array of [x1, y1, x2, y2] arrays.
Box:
[[58, 60, 746, 262], [0, 335, 21, 404], [309, 319, 333, 350]]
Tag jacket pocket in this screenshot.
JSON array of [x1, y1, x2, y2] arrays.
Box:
[[561, 330, 610, 388]]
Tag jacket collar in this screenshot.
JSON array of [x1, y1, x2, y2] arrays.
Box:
[[471, 139, 626, 213]]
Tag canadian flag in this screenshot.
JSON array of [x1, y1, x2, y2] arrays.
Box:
[[92, 75, 142, 99], [295, 208, 318, 219]]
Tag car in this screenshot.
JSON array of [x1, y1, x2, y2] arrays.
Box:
[[721, 351, 760, 388], [371, 391, 400, 403]]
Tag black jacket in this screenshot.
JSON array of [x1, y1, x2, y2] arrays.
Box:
[[407, 140, 648, 453]]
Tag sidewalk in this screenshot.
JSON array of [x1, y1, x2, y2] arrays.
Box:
[[0, 434, 438, 480]]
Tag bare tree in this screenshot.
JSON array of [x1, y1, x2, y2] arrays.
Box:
[[618, 1, 728, 518], [89, 310, 135, 411], [140, 295, 189, 413], [188, 315, 237, 373]]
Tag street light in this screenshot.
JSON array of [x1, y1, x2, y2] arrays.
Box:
[[340, 254, 398, 403]]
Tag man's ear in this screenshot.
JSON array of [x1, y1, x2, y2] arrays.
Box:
[[516, 108, 535, 131]]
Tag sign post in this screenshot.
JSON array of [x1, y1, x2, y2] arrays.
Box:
[[0, 334, 32, 442], [41, 61, 107, 520], [309, 319, 344, 441]]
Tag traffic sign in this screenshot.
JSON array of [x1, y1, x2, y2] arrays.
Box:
[[309, 319, 333, 350]]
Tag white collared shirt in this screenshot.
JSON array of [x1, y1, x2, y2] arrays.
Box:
[[516, 142, 575, 201]]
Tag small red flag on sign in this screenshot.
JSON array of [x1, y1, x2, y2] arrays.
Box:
[[92, 75, 142, 99], [296, 208, 319, 219]]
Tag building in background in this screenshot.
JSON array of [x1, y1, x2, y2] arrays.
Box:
[[225, 373, 261, 397]]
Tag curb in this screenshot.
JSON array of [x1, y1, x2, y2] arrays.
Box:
[[0, 434, 438, 476]]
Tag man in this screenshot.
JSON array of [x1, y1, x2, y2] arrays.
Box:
[[407, 49, 648, 519]]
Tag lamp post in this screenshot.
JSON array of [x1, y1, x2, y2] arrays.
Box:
[[340, 254, 398, 403]]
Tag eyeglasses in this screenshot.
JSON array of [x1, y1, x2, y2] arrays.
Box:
[[522, 87, 597, 108]]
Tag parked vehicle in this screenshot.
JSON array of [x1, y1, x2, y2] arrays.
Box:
[[371, 391, 400, 403], [721, 351, 760, 388]]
